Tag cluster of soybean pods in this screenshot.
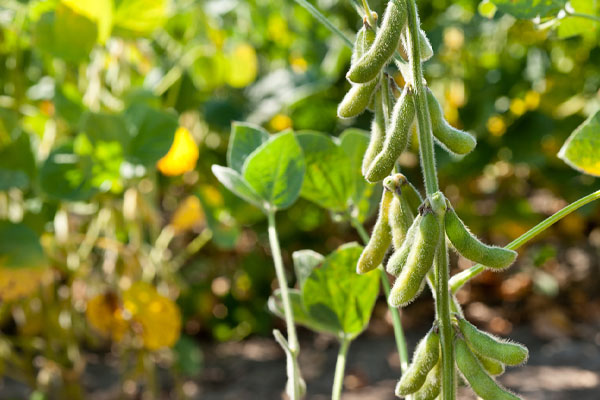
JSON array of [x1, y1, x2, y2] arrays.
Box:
[[339, 0, 528, 399]]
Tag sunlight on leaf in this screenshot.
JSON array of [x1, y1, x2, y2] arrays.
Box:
[[558, 111, 600, 177]]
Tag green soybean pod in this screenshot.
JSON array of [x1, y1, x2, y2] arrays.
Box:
[[351, 26, 366, 65], [388, 209, 439, 307], [398, 28, 434, 62], [455, 338, 520, 400], [458, 317, 528, 366], [476, 353, 506, 376], [395, 329, 440, 396], [383, 174, 414, 249], [444, 206, 517, 270], [346, 0, 406, 84], [337, 77, 380, 119], [361, 88, 386, 175], [386, 213, 420, 276], [426, 88, 477, 155], [357, 189, 393, 274], [365, 86, 415, 183], [412, 360, 441, 400], [402, 179, 424, 215]]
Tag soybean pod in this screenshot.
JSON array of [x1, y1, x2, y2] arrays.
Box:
[[398, 27, 434, 62], [365, 85, 415, 183], [395, 328, 440, 396], [337, 78, 380, 119], [426, 87, 477, 155], [455, 337, 520, 400], [346, 0, 406, 84], [444, 205, 517, 270], [386, 213, 420, 276], [389, 208, 439, 307], [476, 353, 506, 376], [362, 87, 386, 175], [458, 317, 528, 366], [384, 174, 416, 249], [357, 189, 393, 274], [412, 360, 441, 400]]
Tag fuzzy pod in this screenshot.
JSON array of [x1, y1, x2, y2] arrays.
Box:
[[458, 317, 528, 366], [398, 27, 434, 62], [351, 27, 366, 65], [337, 77, 380, 119], [385, 213, 420, 276], [476, 353, 506, 376], [388, 209, 439, 307], [361, 89, 386, 175], [384, 175, 416, 250], [346, 0, 406, 84], [365, 86, 415, 182], [395, 329, 440, 396], [411, 360, 441, 400], [357, 189, 393, 274], [426, 88, 477, 155], [455, 337, 520, 400], [444, 206, 517, 270]]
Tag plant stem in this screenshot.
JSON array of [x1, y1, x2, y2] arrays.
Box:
[[405, 0, 454, 398], [351, 215, 410, 372], [565, 11, 600, 23], [267, 211, 301, 399], [293, 0, 354, 47], [450, 189, 600, 293], [332, 337, 351, 400]]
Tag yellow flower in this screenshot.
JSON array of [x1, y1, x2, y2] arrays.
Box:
[[170, 195, 205, 233], [226, 43, 258, 88], [509, 98, 527, 117], [86, 292, 128, 342], [269, 114, 292, 132], [157, 127, 199, 176]]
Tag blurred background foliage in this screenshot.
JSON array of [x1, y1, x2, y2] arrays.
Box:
[[0, 0, 599, 397]]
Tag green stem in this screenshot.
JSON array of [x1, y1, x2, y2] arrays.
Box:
[[332, 337, 351, 400], [293, 0, 353, 47], [351, 215, 409, 372], [405, 0, 453, 398], [267, 211, 301, 399], [565, 11, 600, 23], [450, 189, 600, 293]]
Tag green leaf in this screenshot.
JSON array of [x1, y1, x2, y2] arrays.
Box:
[[339, 129, 381, 223], [62, 0, 113, 43], [195, 186, 241, 249], [292, 249, 324, 290], [112, 0, 167, 37], [80, 112, 129, 147], [296, 131, 353, 212], [227, 122, 269, 173], [302, 243, 379, 337], [40, 143, 97, 201], [557, 0, 598, 38], [212, 165, 265, 210], [491, 0, 566, 18], [33, 4, 98, 62], [124, 105, 178, 167], [558, 110, 600, 177], [174, 336, 203, 376], [0, 222, 48, 270], [242, 131, 305, 210], [0, 132, 36, 190], [268, 289, 339, 335]]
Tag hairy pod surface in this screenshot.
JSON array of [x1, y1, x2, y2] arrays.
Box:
[[386, 213, 419, 276], [346, 0, 406, 83], [455, 338, 520, 400], [351, 27, 366, 65], [388, 209, 439, 307], [337, 77, 380, 119], [458, 317, 528, 366], [357, 189, 393, 274], [426, 88, 476, 155], [365, 86, 415, 182], [476, 353, 506, 376], [383, 174, 414, 249], [398, 27, 433, 62], [444, 206, 517, 270], [395, 329, 440, 396], [411, 360, 441, 400], [361, 88, 386, 175]]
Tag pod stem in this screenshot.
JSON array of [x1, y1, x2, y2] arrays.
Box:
[[405, 0, 454, 398], [450, 189, 600, 293], [268, 211, 302, 399], [332, 336, 352, 400], [351, 214, 410, 372]]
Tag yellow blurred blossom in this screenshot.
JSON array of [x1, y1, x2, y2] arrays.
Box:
[[267, 15, 291, 45], [443, 27, 464, 51], [447, 80, 466, 108], [86, 292, 128, 342], [226, 43, 258, 88], [290, 54, 308, 73], [524, 91, 540, 110], [170, 195, 205, 233], [0, 268, 51, 302], [269, 114, 292, 132], [157, 127, 199, 176], [487, 115, 506, 137], [509, 98, 527, 116]]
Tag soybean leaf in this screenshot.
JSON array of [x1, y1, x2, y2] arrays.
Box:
[[242, 131, 305, 210], [296, 131, 353, 212], [211, 165, 265, 210], [292, 249, 324, 290], [268, 289, 339, 335], [557, 0, 597, 38], [0, 132, 36, 190], [558, 110, 600, 177], [80, 112, 129, 147], [112, 0, 167, 37], [62, 0, 113, 43], [491, 0, 567, 19], [0, 222, 48, 270], [124, 104, 178, 167], [196, 185, 241, 249], [40, 143, 97, 201], [339, 128, 381, 223], [302, 243, 379, 337], [227, 122, 269, 173], [174, 336, 203, 377]]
